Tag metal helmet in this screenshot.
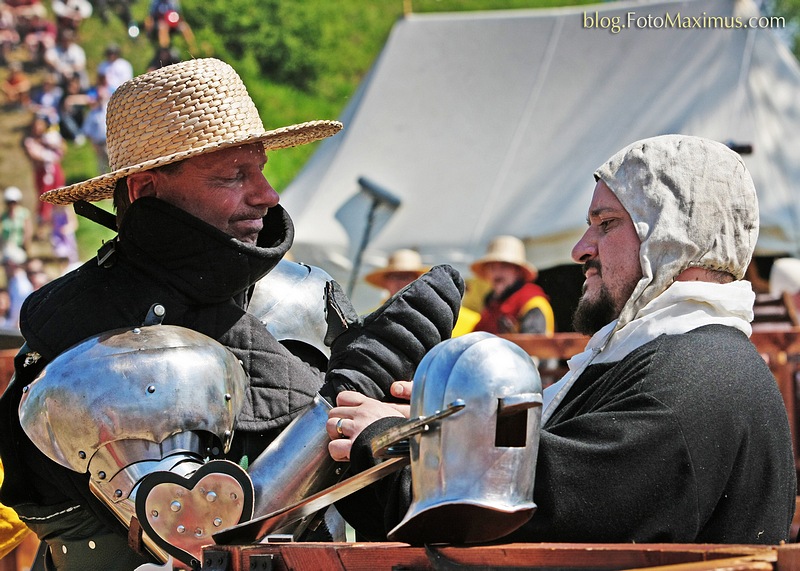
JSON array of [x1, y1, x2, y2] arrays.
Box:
[[248, 259, 332, 361], [377, 332, 543, 545]]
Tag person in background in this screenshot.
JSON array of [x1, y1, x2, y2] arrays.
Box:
[[0, 288, 12, 329], [28, 73, 62, 127], [96, 43, 133, 93], [144, 0, 196, 52], [80, 77, 110, 173], [43, 27, 88, 89], [49, 203, 79, 267], [146, 44, 181, 71], [0, 4, 20, 65], [327, 134, 796, 546], [365, 248, 480, 336], [25, 256, 50, 289], [23, 114, 65, 228], [51, 0, 92, 32], [2, 244, 32, 328], [21, 8, 56, 66], [0, 186, 32, 255], [1, 61, 31, 109], [471, 235, 554, 335], [365, 248, 429, 297], [57, 73, 87, 143]]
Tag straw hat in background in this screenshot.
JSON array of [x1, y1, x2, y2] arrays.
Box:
[[365, 249, 430, 290], [470, 235, 538, 282], [40, 58, 343, 205]]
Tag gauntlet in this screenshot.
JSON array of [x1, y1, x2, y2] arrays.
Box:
[[321, 264, 465, 402]]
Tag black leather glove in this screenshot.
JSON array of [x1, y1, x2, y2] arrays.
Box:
[[320, 264, 465, 403]]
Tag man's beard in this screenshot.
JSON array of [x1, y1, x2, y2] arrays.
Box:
[[572, 283, 618, 335]]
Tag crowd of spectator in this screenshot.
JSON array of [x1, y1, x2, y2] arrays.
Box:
[[0, 0, 191, 329]]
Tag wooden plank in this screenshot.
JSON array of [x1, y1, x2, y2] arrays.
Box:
[[207, 543, 780, 571], [501, 333, 589, 361], [775, 543, 800, 571]]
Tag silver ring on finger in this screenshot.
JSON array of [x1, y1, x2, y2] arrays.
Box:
[[336, 417, 346, 438]]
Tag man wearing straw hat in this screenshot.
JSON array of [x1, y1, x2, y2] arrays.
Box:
[[0, 58, 463, 569], [326, 135, 796, 545], [365, 249, 430, 298], [470, 235, 554, 335], [366, 248, 480, 336]]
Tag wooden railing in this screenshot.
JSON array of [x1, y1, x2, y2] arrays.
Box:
[[205, 541, 800, 570]]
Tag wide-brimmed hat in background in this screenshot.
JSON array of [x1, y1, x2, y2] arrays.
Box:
[[470, 235, 537, 282], [41, 58, 343, 205], [365, 249, 430, 289]]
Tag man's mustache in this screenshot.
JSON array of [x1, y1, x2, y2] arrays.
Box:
[[583, 260, 602, 277]]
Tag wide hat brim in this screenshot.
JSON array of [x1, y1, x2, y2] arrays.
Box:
[[364, 266, 429, 289], [470, 257, 537, 283], [41, 120, 342, 205], [40, 58, 343, 205]]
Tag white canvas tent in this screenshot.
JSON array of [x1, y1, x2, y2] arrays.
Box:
[[281, 0, 800, 312]]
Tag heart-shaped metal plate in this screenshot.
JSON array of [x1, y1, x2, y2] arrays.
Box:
[[135, 460, 254, 568]]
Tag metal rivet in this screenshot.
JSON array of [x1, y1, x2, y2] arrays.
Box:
[[88, 541, 96, 550], [194, 528, 203, 537], [170, 501, 182, 512], [151, 510, 159, 518], [213, 518, 223, 527], [177, 525, 185, 534], [133, 328, 141, 334], [229, 492, 238, 501], [114, 489, 123, 498], [22, 386, 28, 393], [224, 393, 232, 402], [154, 305, 165, 317], [78, 451, 86, 459], [62, 545, 67, 554], [147, 385, 156, 394], [224, 430, 232, 439], [206, 491, 217, 503], [98, 471, 106, 480]]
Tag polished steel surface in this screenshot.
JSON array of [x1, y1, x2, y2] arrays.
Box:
[[370, 400, 465, 458], [387, 332, 543, 544], [249, 260, 333, 359], [93, 432, 203, 501], [213, 456, 409, 545], [19, 324, 247, 473], [246, 394, 343, 519]]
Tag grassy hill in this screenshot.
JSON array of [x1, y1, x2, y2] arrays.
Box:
[[2, 0, 594, 261]]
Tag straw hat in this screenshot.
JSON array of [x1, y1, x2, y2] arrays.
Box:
[[365, 249, 430, 289], [40, 58, 343, 205], [470, 236, 537, 282]]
